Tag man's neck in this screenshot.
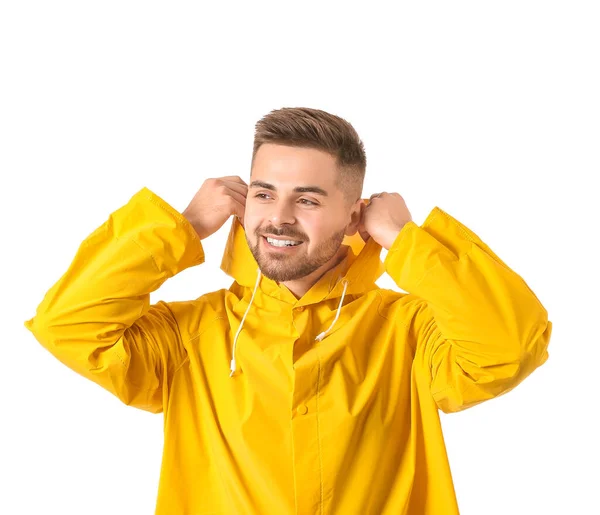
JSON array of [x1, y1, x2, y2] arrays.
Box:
[[282, 245, 350, 299]]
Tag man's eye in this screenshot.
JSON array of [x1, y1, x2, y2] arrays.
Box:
[[254, 194, 316, 206]]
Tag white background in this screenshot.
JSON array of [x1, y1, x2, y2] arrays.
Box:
[[2, 1, 598, 514]]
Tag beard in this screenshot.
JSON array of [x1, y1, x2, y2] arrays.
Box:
[[247, 225, 346, 282]]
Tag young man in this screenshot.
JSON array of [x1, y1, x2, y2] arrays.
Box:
[[25, 107, 552, 514]]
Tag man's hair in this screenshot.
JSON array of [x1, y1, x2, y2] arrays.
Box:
[[251, 107, 366, 202]]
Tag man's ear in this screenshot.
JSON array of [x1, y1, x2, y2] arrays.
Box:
[[345, 200, 366, 236]]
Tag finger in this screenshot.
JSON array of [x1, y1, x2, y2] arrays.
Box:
[[229, 198, 246, 221], [227, 189, 247, 208], [358, 225, 370, 242], [220, 175, 248, 186], [223, 180, 249, 197]]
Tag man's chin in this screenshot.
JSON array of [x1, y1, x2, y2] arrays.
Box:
[[258, 265, 300, 283], [257, 259, 315, 283]]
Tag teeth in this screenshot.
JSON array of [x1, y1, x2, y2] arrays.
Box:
[[266, 237, 301, 247]]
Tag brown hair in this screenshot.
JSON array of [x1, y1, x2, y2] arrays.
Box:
[[251, 107, 366, 202]]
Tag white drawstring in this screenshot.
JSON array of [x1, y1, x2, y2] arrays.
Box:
[[230, 273, 348, 375], [315, 280, 349, 342], [230, 268, 262, 377]]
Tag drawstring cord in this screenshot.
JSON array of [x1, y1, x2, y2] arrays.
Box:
[[315, 279, 349, 342], [230, 268, 262, 377], [229, 274, 349, 376]]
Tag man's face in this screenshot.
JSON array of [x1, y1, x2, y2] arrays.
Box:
[[244, 143, 360, 282]]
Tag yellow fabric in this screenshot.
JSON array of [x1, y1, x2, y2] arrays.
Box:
[[24, 187, 552, 514]]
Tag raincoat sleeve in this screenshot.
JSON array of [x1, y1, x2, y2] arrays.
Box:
[[23, 187, 205, 413], [384, 207, 552, 413]]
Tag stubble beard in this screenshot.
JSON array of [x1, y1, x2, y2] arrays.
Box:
[[247, 227, 346, 282]]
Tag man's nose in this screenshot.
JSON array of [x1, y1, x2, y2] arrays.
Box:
[[269, 201, 296, 226]]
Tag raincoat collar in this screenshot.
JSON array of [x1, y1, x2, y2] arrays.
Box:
[[219, 212, 385, 307]]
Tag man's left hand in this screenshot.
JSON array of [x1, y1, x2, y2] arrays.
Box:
[[358, 192, 413, 250]]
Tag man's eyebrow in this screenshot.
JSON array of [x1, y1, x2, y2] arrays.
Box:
[[249, 181, 328, 197]]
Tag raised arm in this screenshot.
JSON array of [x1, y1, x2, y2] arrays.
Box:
[[384, 206, 552, 413], [24, 187, 205, 412]]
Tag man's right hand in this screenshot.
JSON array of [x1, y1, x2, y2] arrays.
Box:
[[182, 175, 248, 240]]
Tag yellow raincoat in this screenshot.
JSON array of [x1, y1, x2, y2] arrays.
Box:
[[24, 187, 552, 514]]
